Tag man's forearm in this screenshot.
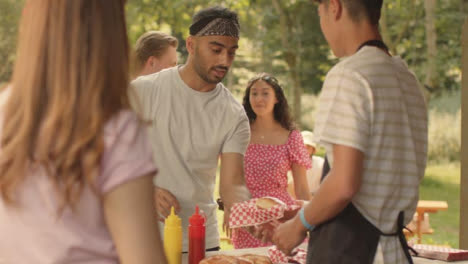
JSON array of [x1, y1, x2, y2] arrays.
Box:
[[301, 145, 364, 226], [220, 183, 250, 209], [301, 170, 355, 227], [219, 153, 251, 210]]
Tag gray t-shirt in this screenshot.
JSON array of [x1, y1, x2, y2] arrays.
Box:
[[131, 67, 250, 251]]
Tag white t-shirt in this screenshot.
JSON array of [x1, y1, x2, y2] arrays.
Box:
[[314, 46, 428, 263], [308, 156, 324, 194], [287, 155, 324, 195], [131, 67, 250, 251]]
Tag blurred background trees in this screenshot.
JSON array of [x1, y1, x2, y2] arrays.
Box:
[[0, 0, 464, 161]]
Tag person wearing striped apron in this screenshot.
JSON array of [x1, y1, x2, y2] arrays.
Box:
[[272, 0, 428, 263]]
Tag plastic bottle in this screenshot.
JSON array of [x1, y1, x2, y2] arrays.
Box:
[[164, 207, 182, 264], [188, 205, 206, 264]]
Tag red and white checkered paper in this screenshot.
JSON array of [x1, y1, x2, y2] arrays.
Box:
[[229, 198, 299, 228], [412, 244, 468, 261], [268, 246, 307, 264]]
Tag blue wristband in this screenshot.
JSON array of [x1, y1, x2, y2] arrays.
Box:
[[299, 207, 315, 231]]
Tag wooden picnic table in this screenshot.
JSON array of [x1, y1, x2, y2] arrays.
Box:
[[413, 200, 449, 244]]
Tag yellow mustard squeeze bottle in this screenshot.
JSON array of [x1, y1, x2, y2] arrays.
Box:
[[164, 207, 182, 264]]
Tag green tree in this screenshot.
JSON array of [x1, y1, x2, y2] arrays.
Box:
[[244, 0, 329, 126], [0, 0, 23, 84], [381, 0, 463, 95]]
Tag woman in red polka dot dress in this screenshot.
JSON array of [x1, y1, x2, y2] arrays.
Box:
[[232, 73, 312, 249]]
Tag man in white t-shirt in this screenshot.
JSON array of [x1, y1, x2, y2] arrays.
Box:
[[131, 7, 251, 252], [273, 1, 427, 263]]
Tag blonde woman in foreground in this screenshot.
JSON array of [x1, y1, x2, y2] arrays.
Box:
[[0, 1, 166, 263]]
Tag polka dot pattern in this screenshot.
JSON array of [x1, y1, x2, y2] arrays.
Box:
[[232, 130, 312, 249]]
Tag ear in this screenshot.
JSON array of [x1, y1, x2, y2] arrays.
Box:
[[186, 36, 195, 54], [145, 56, 157, 68], [144, 56, 153, 69], [329, 0, 343, 20]]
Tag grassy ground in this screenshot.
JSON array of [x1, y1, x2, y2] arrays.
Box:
[[214, 161, 461, 250], [419, 162, 460, 247]]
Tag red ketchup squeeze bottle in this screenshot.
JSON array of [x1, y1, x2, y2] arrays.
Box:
[[188, 205, 206, 264]]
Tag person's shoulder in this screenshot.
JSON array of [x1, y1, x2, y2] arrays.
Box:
[[216, 83, 245, 114], [287, 129, 303, 144], [391, 56, 418, 78], [336, 47, 388, 71], [325, 48, 391, 87], [104, 110, 142, 140], [131, 66, 176, 89], [289, 129, 302, 138], [324, 60, 362, 86]]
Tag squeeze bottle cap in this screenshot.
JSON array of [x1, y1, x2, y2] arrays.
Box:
[[189, 205, 205, 226], [165, 207, 181, 226]]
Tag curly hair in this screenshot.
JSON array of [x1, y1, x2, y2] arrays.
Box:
[[242, 73, 295, 131]]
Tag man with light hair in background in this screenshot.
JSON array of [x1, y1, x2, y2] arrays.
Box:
[[134, 31, 178, 77]]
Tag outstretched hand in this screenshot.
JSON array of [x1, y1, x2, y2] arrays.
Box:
[[154, 186, 180, 222]]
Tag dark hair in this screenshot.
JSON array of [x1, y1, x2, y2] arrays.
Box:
[[192, 6, 238, 23], [242, 73, 295, 131], [314, 0, 383, 25], [190, 6, 239, 34]]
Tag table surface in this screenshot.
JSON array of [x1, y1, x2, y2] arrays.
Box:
[[417, 200, 448, 211], [182, 246, 468, 264]]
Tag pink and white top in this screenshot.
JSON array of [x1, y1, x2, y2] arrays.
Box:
[[232, 130, 311, 249], [0, 110, 157, 264]]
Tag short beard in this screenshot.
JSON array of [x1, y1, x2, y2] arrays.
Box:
[[194, 62, 221, 84]]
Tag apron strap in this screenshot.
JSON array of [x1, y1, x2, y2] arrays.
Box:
[[379, 211, 418, 263], [320, 156, 330, 183]]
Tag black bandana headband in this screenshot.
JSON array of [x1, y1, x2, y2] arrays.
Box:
[[189, 16, 240, 38]]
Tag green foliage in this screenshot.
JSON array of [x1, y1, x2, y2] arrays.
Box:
[[429, 89, 461, 114], [427, 89, 461, 163], [382, 0, 464, 95], [0, 0, 463, 98], [427, 109, 461, 162], [0, 0, 23, 83], [247, 0, 331, 95]]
